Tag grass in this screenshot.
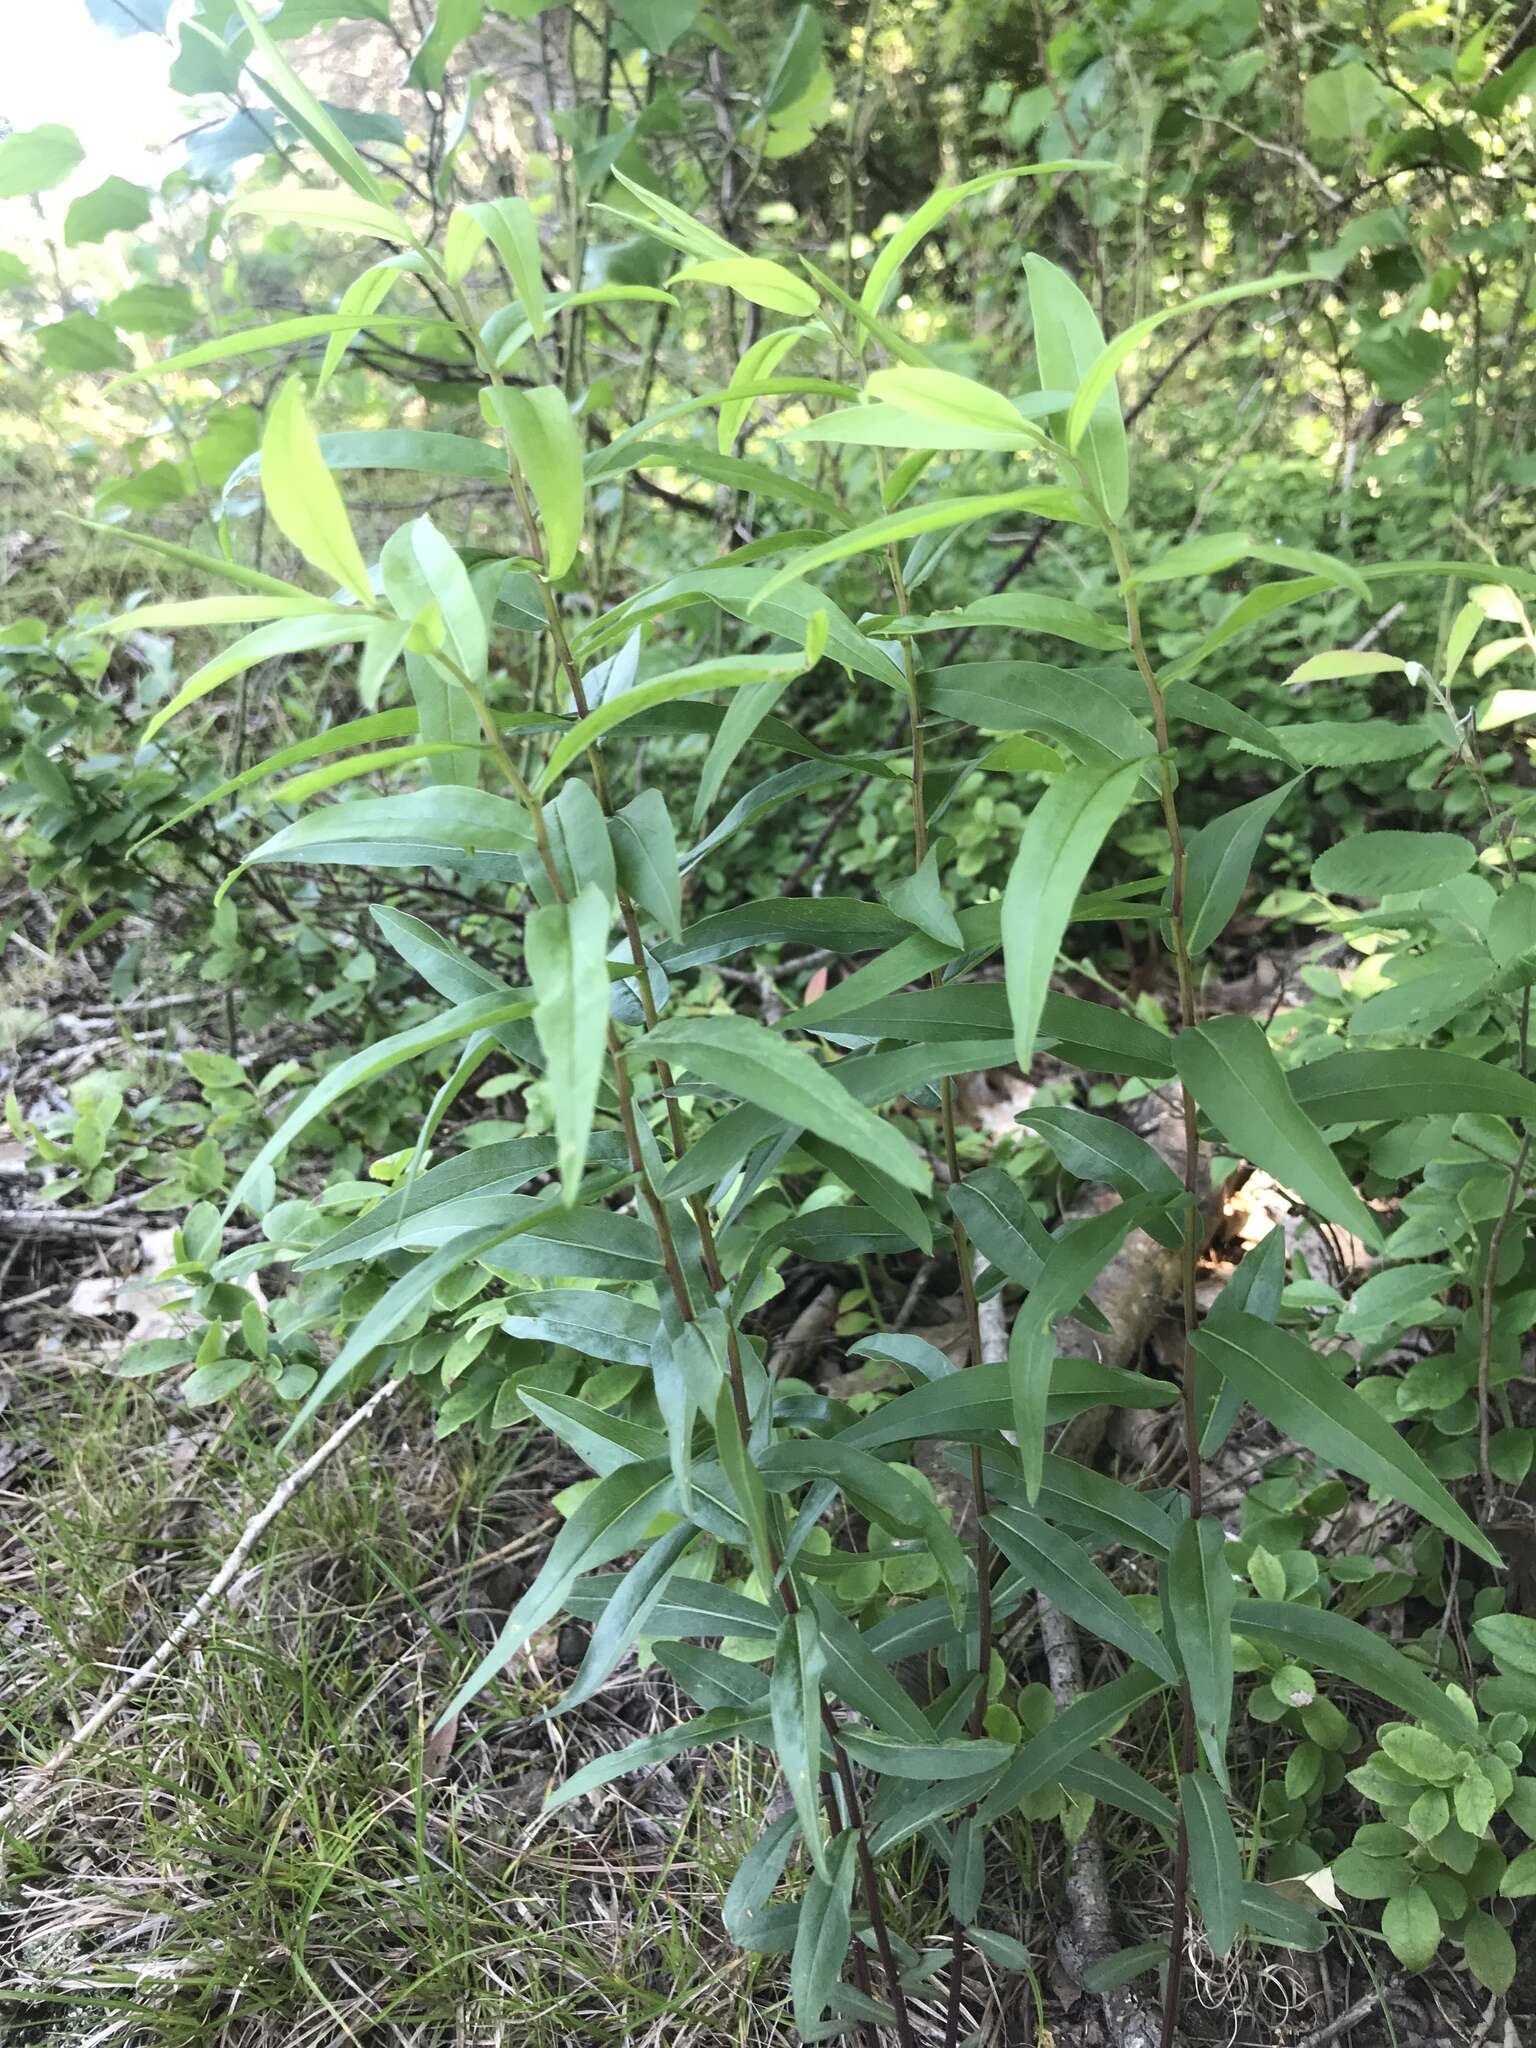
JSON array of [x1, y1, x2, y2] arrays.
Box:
[[0, 1352, 813, 2047]]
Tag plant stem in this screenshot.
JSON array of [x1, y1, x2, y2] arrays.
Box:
[[877, 526, 994, 2048], [1103, 518, 1203, 2048], [443, 271, 918, 2045]]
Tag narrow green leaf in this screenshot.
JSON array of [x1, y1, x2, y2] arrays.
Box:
[[1167, 1518, 1236, 1784], [837, 1727, 1014, 1778], [986, 1505, 1177, 1681], [750, 489, 1096, 610], [1004, 759, 1143, 1068], [861, 162, 1113, 316], [1291, 1050, 1536, 1126], [672, 255, 820, 316], [1174, 1016, 1385, 1249], [143, 613, 368, 745], [772, 1610, 829, 1879], [639, 1012, 930, 1192], [1065, 273, 1310, 453], [1198, 1313, 1500, 1566], [541, 654, 804, 790], [1180, 1773, 1242, 1957], [261, 379, 373, 603], [1026, 253, 1128, 520], [467, 195, 548, 337], [527, 884, 610, 1203], [1182, 778, 1303, 956], [543, 1706, 764, 1815], [225, 993, 534, 1218], [790, 1830, 857, 2036], [481, 384, 584, 576], [441, 1461, 681, 1723], [975, 1668, 1168, 1825], [560, 1522, 698, 1710]]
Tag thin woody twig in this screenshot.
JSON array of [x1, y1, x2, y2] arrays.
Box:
[[0, 1379, 399, 1830]]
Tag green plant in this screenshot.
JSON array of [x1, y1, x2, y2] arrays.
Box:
[[15, 2, 1536, 2040]]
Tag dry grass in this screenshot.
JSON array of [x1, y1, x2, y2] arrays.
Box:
[[0, 1349, 811, 2047]]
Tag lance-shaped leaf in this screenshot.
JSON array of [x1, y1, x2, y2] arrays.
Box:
[[1066, 272, 1310, 453], [1062, 1753, 1176, 1833], [802, 1133, 933, 1253], [225, 992, 534, 1219], [713, 1385, 777, 1584], [840, 1358, 1176, 1456], [232, 0, 388, 202], [1181, 778, 1303, 956], [672, 254, 820, 315], [142, 612, 371, 744], [1026, 253, 1128, 520], [540, 654, 804, 789], [791, 1829, 857, 2037], [772, 1610, 829, 1879], [976, 1667, 1168, 1824], [233, 787, 536, 888], [807, 1591, 937, 1743], [543, 1705, 765, 1815], [1167, 1517, 1237, 1785], [1004, 759, 1143, 1071], [639, 1012, 929, 1192], [837, 1727, 1014, 1778], [299, 1135, 632, 1268], [1197, 1312, 1500, 1567], [481, 384, 584, 576], [757, 1438, 969, 1620], [968, 1445, 1176, 1560], [501, 1289, 660, 1368], [750, 488, 1095, 609], [566, 1570, 776, 1644], [466, 196, 546, 337], [725, 1808, 801, 1953], [1181, 1772, 1242, 1957], [1009, 1198, 1152, 1495], [1174, 1016, 1385, 1250], [519, 1388, 666, 1475], [985, 1505, 1177, 1682], [609, 787, 684, 940], [260, 379, 374, 604], [527, 884, 610, 1203], [1290, 1049, 1536, 1126], [866, 364, 1051, 448], [861, 161, 1113, 315], [441, 1461, 682, 1724], [381, 514, 488, 683], [559, 1522, 699, 1712]]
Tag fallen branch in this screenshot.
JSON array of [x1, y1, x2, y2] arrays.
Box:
[[1040, 1602, 1162, 2048], [0, 1378, 399, 1831], [0, 1204, 140, 1236], [1294, 1973, 1406, 2048]]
